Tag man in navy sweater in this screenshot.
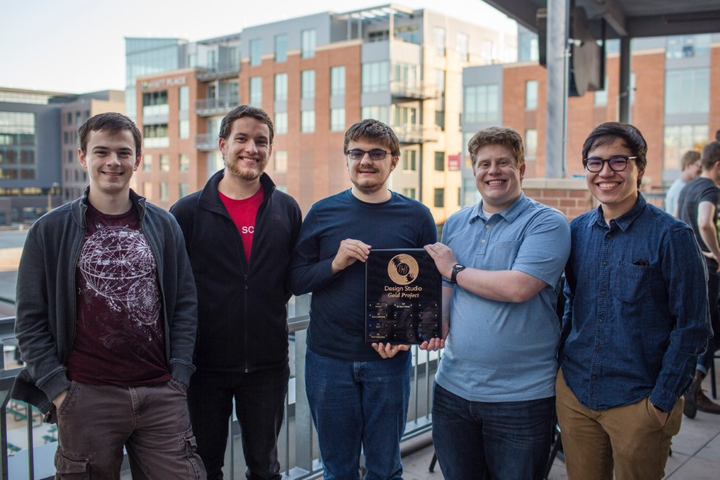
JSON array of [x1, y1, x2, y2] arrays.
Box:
[[290, 119, 436, 479]]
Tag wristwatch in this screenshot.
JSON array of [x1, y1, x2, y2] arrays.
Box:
[[450, 264, 466, 284]]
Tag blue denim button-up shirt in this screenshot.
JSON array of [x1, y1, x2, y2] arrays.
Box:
[[561, 194, 711, 413]]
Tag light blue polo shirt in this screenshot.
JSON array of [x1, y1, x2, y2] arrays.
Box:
[[435, 193, 571, 402]]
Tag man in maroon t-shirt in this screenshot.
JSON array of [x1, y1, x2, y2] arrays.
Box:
[[12, 113, 205, 479]]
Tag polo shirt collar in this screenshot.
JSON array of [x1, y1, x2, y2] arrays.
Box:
[[471, 193, 528, 224]]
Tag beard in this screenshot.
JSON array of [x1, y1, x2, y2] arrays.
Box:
[[224, 156, 268, 181]]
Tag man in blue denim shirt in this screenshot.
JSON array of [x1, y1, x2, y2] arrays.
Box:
[[558, 122, 711, 480], [424, 127, 570, 480]]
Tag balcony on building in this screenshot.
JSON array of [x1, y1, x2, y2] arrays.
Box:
[[395, 124, 441, 144], [390, 81, 438, 100], [194, 133, 218, 151], [195, 97, 239, 117]]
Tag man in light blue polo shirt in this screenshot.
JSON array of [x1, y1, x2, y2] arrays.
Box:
[[424, 126, 570, 480]]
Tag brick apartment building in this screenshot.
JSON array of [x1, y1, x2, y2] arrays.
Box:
[[461, 33, 720, 219], [130, 4, 517, 223]]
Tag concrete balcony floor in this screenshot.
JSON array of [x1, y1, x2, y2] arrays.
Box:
[[401, 372, 720, 480]]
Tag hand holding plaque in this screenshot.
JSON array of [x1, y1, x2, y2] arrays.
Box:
[[365, 249, 442, 344]]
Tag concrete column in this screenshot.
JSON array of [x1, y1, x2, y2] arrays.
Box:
[[545, 0, 570, 178], [618, 37, 631, 124]]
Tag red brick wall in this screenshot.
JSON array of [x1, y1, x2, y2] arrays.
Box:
[[522, 180, 592, 221], [710, 45, 720, 140]]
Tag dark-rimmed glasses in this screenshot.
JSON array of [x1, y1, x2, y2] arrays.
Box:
[[583, 155, 637, 173], [346, 149, 389, 161]]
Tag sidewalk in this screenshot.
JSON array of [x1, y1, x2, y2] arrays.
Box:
[[401, 373, 720, 480]]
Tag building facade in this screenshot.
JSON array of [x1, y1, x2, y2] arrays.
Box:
[[131, 5, 517, 222], [0, 88, 123, 224], [461, 33, 720, 217]]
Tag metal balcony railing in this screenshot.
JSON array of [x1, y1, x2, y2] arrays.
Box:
[[194, 64, 241, 82], [394, 124, 442, 144], [195, 98, 239, 117], [194, 133, 218, 152], [390, 82, 439, 100], [0, 296, 440, 479]]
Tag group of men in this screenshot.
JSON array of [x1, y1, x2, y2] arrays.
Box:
[[9, 105, 716, 480]]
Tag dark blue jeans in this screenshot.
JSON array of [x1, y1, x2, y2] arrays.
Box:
[[305, 348, 411, 480], [187, 366, 289, 480], [432, 383, 555, 480]]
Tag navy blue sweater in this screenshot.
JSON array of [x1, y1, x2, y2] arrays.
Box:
[[289, 190, 436, 362]]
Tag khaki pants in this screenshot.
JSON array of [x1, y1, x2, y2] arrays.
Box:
[[555, 370, 683, 480]]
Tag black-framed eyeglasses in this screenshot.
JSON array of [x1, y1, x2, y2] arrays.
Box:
[[346, 149, 389, 161], [583, 155, 637, 173]]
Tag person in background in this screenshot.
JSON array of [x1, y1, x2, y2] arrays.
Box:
[[665, 150, 701, 216]]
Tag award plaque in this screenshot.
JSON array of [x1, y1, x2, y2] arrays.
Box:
[[365, 248, 441, 344]]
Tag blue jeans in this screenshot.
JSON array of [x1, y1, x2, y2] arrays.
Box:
[[305, 349, 411, 480], [431, 383, 554, 480]]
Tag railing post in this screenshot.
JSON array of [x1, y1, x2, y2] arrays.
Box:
[[293, 329, 314, 472]]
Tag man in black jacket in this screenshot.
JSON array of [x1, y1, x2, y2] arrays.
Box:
[[171, 105, 302, 480]]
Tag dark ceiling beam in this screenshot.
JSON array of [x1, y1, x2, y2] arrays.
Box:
[[627, 10, 720, 38], [484, 0, 539, 32], [584, 0, 627, 37]]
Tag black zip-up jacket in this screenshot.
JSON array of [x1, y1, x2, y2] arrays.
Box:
[[12, 189, 198, 416], [171, 171, 302, 372]]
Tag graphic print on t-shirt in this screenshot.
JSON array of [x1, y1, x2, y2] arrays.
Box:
[[79, 225, 161, 333]]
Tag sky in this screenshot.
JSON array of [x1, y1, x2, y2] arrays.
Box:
[[1, 0, 516, 94]]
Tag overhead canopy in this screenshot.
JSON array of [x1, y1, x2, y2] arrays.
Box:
[[485, 0, 720, 39]]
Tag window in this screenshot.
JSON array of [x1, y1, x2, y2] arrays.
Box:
[[464, 84, 499, 123], [665, 69, 710, 115], [274, 150, 288, 172], [402, 188, 416, 199], [434, 152, 445, 171], [159, 182, 169, 202], [392, 104, 416, 126], [666, 34, 711, 59], [402, 149, 417, 171], [457, 33, 469, 61], [301, 111, 315, 133], [179, 154, 190, 172], [331, 66, 346, 96], [142, 153, 153, 172], [362, 61, 389, 93], [249, 39, 262, 66], [302, 70, 315, 99], [525, 130, 538, 158], [179, 183, 189, 198], [275, 112, 288, 134], [250, 77, 262, 106], [482, 40, 494, 60], [330, 108, 345, 132], [143, 124, 169, 148], [301, 29, 316, 58], [159, 154, 170, 172], [179, 87, 189, 111], [143, 182, 153, 200], [275, 74, 288, 101], [434, 188, 445, 208], [66, 112, 72, 125], [142, 90, 169, 116], [179, 119, 189, 139], [275, 34, 288, 62], [525, 80, 538, 110], [67, 150, 74, 163], [361, 106, 389, 124], [663, 124, 708, 171], [434, 27, 446, 56]]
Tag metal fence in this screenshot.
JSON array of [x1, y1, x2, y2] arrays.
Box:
[[0, 297, 438, 479]]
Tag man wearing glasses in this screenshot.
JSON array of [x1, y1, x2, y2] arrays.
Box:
[[423, 126, 570, 479], [558, 122, 711, 479], [289, 119, 436, 479], [676, 140, 720, 417]]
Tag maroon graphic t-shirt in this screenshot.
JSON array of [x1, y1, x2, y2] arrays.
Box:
[[65, 203, 170, 386]]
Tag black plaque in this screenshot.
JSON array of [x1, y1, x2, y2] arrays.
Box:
[[365, 248, 441, 344]]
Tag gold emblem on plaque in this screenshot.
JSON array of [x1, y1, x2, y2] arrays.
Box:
[[387, 254, 419, 286]]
